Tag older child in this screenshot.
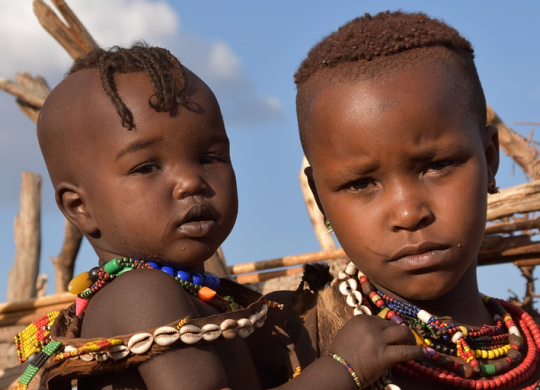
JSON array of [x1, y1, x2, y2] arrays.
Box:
[[286, 10, 540, 390], [13, 44, 423, 390]]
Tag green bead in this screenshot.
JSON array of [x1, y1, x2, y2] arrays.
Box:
[[480, 363, 497, 376], [104, 258, 124, 274], [118, 267, 133, 276]]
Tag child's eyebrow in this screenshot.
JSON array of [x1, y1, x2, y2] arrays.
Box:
[[116, 136, 163, 161]]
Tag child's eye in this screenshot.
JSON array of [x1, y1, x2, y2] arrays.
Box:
[[201, 153, 230, 165], [429, 160, 453, 171], [130, 162, 161, 175]]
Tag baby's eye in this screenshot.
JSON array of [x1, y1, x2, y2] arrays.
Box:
[[345, 178, 373, 192], [130, 162, 161, 175]]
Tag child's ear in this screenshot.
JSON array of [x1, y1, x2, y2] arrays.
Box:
[[304, 165, 326, 216], [55, 182, 99, 236], [484, 124, 500, 182]]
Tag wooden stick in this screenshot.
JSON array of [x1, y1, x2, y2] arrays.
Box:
[[227, 248, 346, 275], [487, 180, 540, 221], [485, 216, 540, 235], [0, 292, 74, 316], [299, 156, 336, 251], [33, 0, 98, 60], [51, 219, 82, 293], [7, 173, 42, 302], [236, 267, 303, 284]]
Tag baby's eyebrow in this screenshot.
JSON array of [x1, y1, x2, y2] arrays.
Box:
[[116, 136, 163, 161]]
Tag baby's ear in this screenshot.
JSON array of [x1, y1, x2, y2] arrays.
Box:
[[304, 166, 326, 216], [484, 124, 500, 180], [55, 182, 98, 236]]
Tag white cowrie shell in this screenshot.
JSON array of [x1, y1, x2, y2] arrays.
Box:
[[345, 262, 357, 276], [201, 323, 222, 341], [153, 326, 179, 347], [64, 345, 77, 360], [128, 333, 153, 354], [179, 324, 202, 344], [220, 319, 239, 340], [80, 353, 94, 362], [237, 318, 253, 338], [385, 384, 401, 390], [107, 345, 129, 360], [338, 270, 348, 280], [255, 314, 267, 328], [95, 353, 108, 362], [346, 291, 363, 308], [259, 304, 268, 317], [339, 279, 358, 295], [249, 314, 260, 325]]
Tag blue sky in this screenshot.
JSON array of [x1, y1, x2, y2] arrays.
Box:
[[1, 0, 539, 303]]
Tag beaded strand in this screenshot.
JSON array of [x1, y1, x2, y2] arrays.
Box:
[[334, 262, 540, 390]]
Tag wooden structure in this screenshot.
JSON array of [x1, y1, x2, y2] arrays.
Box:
[[0, 1, 539, 388]]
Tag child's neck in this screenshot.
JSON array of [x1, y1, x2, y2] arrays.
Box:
[[380, 262, 493, 327]]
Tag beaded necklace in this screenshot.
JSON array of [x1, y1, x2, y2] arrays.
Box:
[[68, 258, 245, 315], [335, 262, 540, 390]]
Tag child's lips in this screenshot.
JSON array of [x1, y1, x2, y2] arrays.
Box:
[[389, 243, 450, 272], [177, 220, 216, 238]]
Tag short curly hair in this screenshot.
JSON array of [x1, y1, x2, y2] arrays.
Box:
[[69, 42, 189, 130], [295, 11, 486, 154]]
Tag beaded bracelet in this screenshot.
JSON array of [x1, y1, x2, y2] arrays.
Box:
[[327, 353, 362, 389]]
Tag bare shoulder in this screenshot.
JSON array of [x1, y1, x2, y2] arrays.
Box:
[[81, 269, 198, 337]]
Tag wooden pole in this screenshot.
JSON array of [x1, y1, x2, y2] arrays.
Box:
[[7, 173, 42, 302], [51, 219, 82, 293], [299, 156, 337, 251]]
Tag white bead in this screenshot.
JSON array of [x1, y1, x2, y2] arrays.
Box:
[[509, 326, 521, 337], [357, 269, 366, 279], [451, 331, 463, 344], [339, 279, 358, 295], [417, 310, 432, 324], [128, 333, 153, 354], [179, 324, 203, 344], [346, 291, 363, 307]]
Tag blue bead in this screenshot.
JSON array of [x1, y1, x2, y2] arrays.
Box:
[[177, 270, 191, 282], [203, 274, 220, 290], [147, 262, 160, 269], [161, 266, 175, 276], [192, 273, 203, 286]]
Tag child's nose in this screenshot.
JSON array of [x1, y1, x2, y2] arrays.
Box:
[[172, 169, 211, 200], [387, 188, 434, 232]]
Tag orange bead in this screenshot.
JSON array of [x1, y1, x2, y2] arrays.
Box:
[[198, 286, 217, 302], [67, 272, 92, 294]]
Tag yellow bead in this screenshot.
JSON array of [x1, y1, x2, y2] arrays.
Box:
[[424, 339, 431, 346], [494, 349, 500, 358], [476, 350, 482, 359], [488, 351, 495, 359], [459, 326, 468, 337], [482, 350, 488, 359], [68, 272, 92, 294]]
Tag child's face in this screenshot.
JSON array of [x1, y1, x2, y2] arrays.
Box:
[[66, 70, 238, 268], [305, 64, 498, 301]]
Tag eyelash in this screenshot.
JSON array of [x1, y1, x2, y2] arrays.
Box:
[[201, 152, 230, 164], [130, 161, 161, 175]]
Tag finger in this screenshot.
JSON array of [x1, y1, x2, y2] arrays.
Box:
[[381, 323, 417, 346], [382, 344, 426, 366]]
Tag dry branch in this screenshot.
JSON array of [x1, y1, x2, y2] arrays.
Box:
[[33, 0, 98, 60], [7, 173, 41, 302], [51, 220, 82, 293], [486, 181, 540, 220]]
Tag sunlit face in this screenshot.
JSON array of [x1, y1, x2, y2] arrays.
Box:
[[70, 70, 238, 269], [305, 64, 498, 300]]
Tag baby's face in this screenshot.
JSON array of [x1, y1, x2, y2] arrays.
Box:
[[74, 70, 238, 268], [305, 63, 498, 301]]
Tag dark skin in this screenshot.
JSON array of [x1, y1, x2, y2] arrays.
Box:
[[302, 61, 540, 389], [38, 67, 424, 390]]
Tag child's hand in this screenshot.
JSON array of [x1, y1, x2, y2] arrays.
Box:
[[329, 315, 425, 387]]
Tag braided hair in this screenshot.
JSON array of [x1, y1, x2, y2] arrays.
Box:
[[295, 11, 486, 152], [69, 42, 188, 129]]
